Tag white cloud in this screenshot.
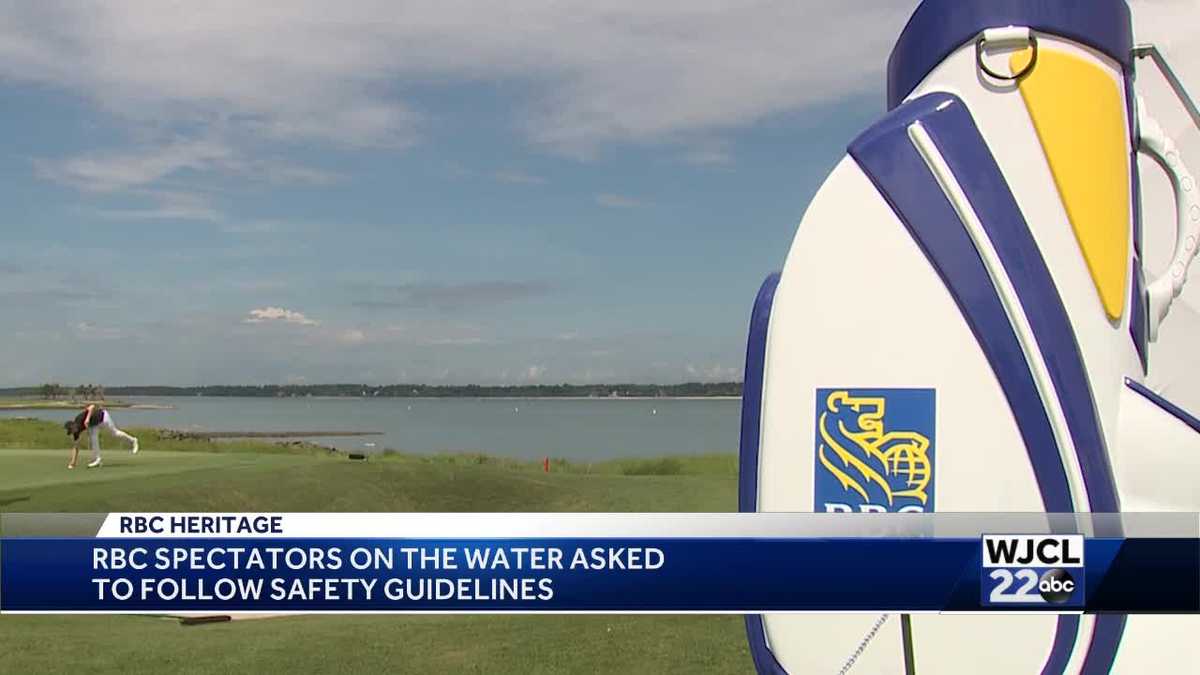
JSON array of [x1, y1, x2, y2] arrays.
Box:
[[493, 169, 546, 185], [18, 2, 1191, 173], [685, 363, 739, 381], [255, 163, 341, 186], [95, 190, 222, 222], [0, 1, 912, 155], [244, 306, 319, 326], [522, 364, 547, 381], [378, 320, 490, 346], [425, 336, 487, 346], [34, 136, 340, 216], [73, 321, 122, 340], [681, 140, 734, 166], [595, 193, 643, 208], [34, 138, 235, 192], [220, 220, 286, 235]]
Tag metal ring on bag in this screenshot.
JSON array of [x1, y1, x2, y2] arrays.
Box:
[[976, 32, 1038, 82]]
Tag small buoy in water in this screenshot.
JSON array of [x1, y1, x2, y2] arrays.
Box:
[[651, 409, 657, 415], [364, 442, 376, 448], [514, 407, 519, 413], [407, 405, 412, 411]]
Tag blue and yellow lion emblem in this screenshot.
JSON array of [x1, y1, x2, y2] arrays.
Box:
[[813, 388, 936, 512]]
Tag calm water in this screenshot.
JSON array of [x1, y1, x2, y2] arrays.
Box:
[[1, 397, 742, 460]]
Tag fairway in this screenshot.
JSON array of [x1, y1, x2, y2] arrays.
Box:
[[0, 614, 749, 675], [0, 449, 310, 500], [0, 426, 748, 674]]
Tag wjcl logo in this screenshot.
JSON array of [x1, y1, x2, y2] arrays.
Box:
[[813, 388, 936, 513], [982, 535, 1085, 606]]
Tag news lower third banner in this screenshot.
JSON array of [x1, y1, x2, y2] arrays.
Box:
[[1, 513, 1197, 614]]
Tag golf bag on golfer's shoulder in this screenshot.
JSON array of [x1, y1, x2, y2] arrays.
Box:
[[739, 0, 1200, 673]]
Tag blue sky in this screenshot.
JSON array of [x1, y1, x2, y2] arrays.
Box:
[[0, 1, 919, 386]]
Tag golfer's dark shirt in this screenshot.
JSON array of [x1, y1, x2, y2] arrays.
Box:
[[72, 407, 106, 437]]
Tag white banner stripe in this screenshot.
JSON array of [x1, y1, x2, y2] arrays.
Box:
[[82, 512, 1200, 539]]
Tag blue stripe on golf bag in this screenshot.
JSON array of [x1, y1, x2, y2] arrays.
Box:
[[737, 272, 787, 675], [848, 92, 1082, 674], [914, 97, 1122, 514], [848, 93, 1076, 513], [901, 94, 1128, 672]]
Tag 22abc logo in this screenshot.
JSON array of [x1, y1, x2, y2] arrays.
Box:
[[981, 535, 1084, 606]]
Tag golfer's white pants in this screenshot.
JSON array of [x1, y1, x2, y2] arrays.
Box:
[[88, 415, 136, 461]]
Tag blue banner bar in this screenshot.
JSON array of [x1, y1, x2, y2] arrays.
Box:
[[1, 537, 1195, 612]]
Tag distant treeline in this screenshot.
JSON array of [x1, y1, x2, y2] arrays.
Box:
[[0, 382, 742, 399]]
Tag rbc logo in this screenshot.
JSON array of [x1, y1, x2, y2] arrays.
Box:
[[813, 388, 936, 513]]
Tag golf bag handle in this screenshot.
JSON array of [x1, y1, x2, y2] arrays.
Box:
[[1135, 43, 1200, 341], [1138, 97, 1199, 341]]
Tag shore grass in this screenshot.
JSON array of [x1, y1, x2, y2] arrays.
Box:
[[0, 418, 335, 456], [0, 418, 738, 475], [0, 419, 746, 673], [0, 398, 133, 410]]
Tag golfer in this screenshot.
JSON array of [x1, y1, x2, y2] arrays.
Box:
[[65, 403, 139, 469]]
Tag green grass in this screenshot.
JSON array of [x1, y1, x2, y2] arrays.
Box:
[[0, 420, 747, 674], [0, 614, 749, 675]]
